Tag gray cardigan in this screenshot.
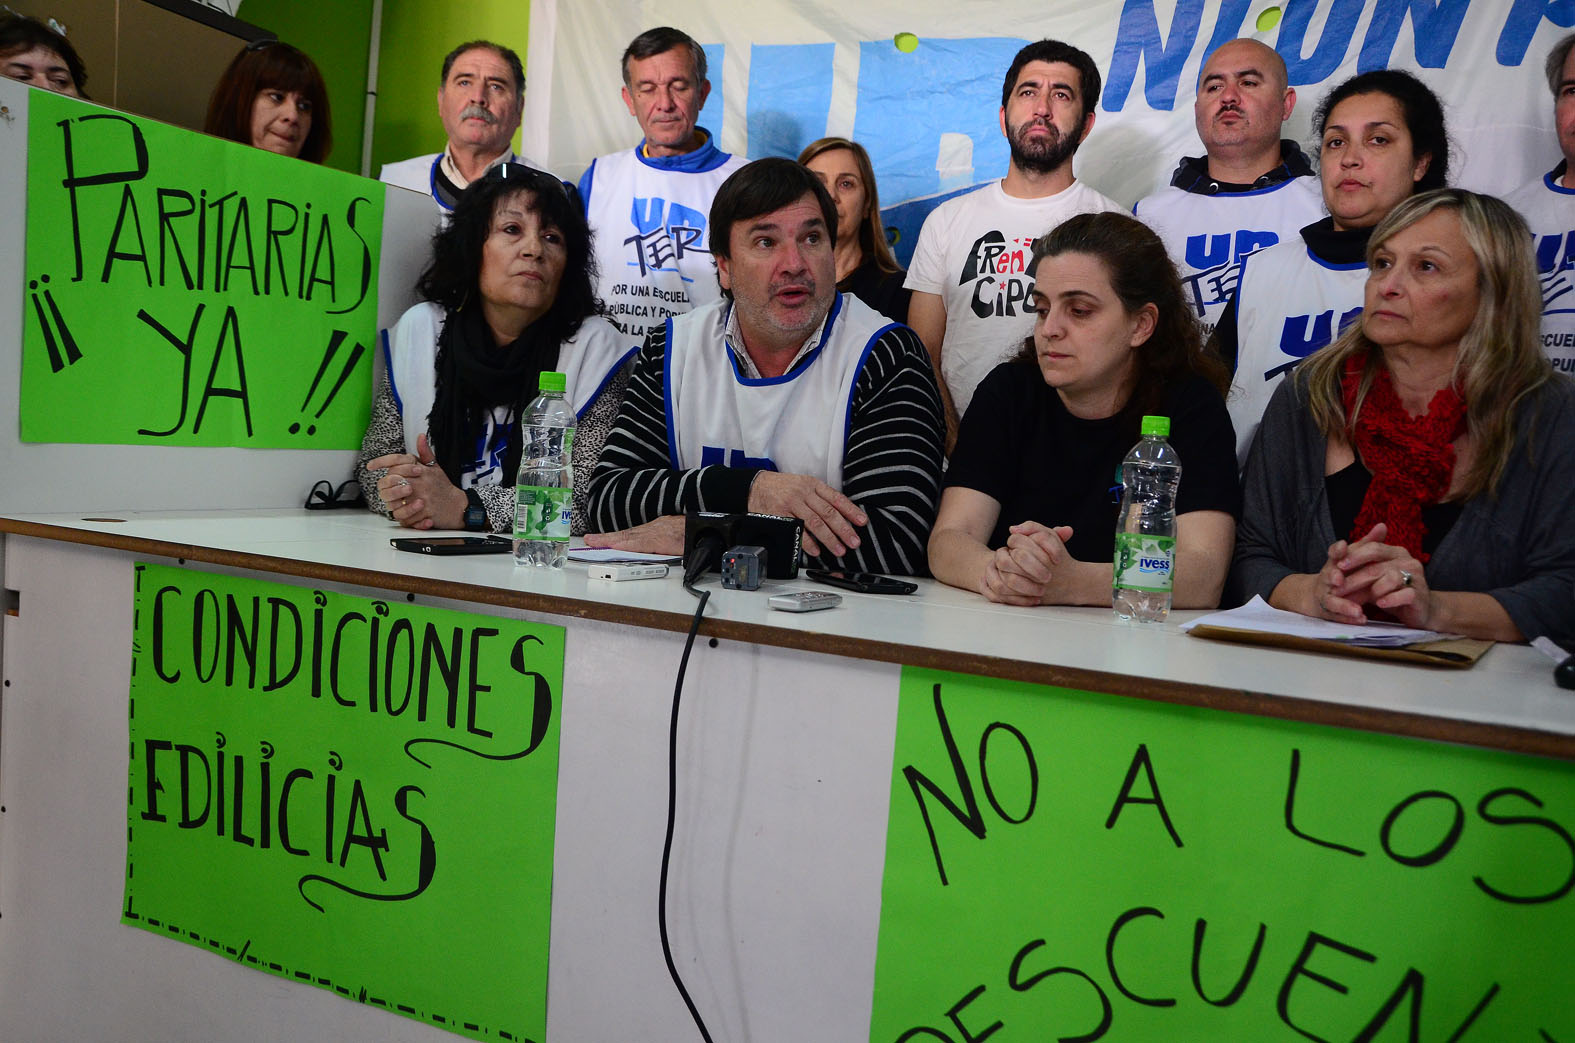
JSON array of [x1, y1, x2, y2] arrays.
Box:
[[1234, 372, 1575, 645]]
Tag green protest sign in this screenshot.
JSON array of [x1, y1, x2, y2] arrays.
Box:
[[125, 564, 562, 1041], [23, 91, 383, 447], [873, 668, 1575, 1042]]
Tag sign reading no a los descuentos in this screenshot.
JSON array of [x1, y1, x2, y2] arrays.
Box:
[[874, 669, 1575, 1042]]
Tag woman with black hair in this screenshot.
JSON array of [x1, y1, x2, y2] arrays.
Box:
[[0, 12, 87, 96], [1216, 68, 1449, 465], [359, 164, 637, 534], [928, 211, 1240, 606]]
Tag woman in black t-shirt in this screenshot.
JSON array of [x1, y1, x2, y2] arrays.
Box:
[[928, 211, 1240, 606]]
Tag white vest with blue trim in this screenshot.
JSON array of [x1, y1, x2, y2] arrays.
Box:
[[1135, 177, 1324, 334], [664, 294, 893, 490], [1231, 241, 1366, 465], [583, 146, 745, 340], [1507, 170, 1575, 373]]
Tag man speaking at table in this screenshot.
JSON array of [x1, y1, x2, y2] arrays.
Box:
[[584, 159, 945, 575]]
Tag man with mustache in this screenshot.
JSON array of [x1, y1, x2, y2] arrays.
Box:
[[583, 159, 945, 575], [1134, 38, 1321, 338], [578, 27, 745, 340], [905, 39, 1122, 452], [380, 40, 536, 215]]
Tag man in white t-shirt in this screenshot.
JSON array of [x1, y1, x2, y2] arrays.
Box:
[[905, 38, 1123, 445], [379, 40, 538, 215], [1507, 31, 1575, 374], [1133, 38, 1323, 339], [577, 26, 746, 340]]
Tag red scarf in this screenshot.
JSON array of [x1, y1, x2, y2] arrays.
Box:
[[1341, 353, 1467, 563]]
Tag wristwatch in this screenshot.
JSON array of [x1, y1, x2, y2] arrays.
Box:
[[462, 489, 488, 532]]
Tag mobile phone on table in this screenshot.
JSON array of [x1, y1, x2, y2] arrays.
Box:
[[805, 569, 917, 595], [391, 536, 510, 555], [768, 590, 843, 612]]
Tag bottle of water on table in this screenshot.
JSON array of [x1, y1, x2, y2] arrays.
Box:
[[1113, 415, 1181, 623], [513, 371, 574, 568]]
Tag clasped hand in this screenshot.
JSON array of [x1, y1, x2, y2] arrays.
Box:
[[367, 434, 467, 531], [980, 522, 1077, 606], [1312, 522, 1432, 628]]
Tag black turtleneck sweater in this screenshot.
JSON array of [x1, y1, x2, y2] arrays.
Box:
[[1211, 217, 1374, 374]]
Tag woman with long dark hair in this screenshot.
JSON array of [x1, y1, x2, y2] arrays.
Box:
[[359, 164, 636, 534], [205, 40, 331, 163], [928, 211, 1239, 605]]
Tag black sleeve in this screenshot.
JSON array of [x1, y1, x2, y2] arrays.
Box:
[[1211, 292, 1240, 375], [943, 361, 1024, 504], [877, 270, 914, 326], [1168, 376, 1242, 519], [810, 325, 946, 576]]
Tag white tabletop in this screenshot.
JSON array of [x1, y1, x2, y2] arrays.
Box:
[[3, 508, 1571, 755]]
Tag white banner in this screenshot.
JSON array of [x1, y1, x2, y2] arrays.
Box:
[[525, 0, 1566, 265]]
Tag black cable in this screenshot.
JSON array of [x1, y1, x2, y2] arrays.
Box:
[[659, 536, 721, 1042]]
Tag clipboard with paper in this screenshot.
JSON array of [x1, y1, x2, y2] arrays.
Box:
[[1181, 596, 1492, 667]]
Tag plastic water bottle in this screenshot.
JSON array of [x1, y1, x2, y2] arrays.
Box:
[[1113, 415, 1181, 623], [513, 371, 575, 568]]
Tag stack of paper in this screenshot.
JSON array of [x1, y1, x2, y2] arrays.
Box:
[[1180, 597, 1455, 647]]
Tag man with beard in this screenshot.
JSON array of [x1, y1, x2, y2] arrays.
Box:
[[583, 159, 945, 574], [905, 39, 1122, 448], [380, 40, 539, 216], [1134, 38, 1321, 338]]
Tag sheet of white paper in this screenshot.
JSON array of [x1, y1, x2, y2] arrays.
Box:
[[1180, 596, 1450, 646], [1533, 636, 1571, 663], [567, 548, 683, 564]]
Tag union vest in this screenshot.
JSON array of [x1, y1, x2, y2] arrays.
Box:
[[1230, 243, 1365, 465], [664, 294, 895, 490]]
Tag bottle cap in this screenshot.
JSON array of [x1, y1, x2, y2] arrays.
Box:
[[1140, 415, 1170, 438], [539, 371, 567, 394]]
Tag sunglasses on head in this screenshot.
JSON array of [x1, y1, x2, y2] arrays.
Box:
[[484, 162, 571, 198]]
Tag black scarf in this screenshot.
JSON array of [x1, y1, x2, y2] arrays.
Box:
[[429, 304, 560, 487]]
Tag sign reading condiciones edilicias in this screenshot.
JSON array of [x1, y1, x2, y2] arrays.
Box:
[[23, 91, 382, 448], [873, 669, 1575, 1042], [125, 564, 561, 1042]]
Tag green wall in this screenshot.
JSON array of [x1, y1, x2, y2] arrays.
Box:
[[370, 0, 532, 177], [235, 0, 374, 174]]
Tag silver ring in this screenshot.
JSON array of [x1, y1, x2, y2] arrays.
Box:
[[398, 477, 409, 488], [1400, 569, 1414, 588]]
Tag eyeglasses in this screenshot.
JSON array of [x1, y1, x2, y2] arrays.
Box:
[[304, 479, 365, 511]]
